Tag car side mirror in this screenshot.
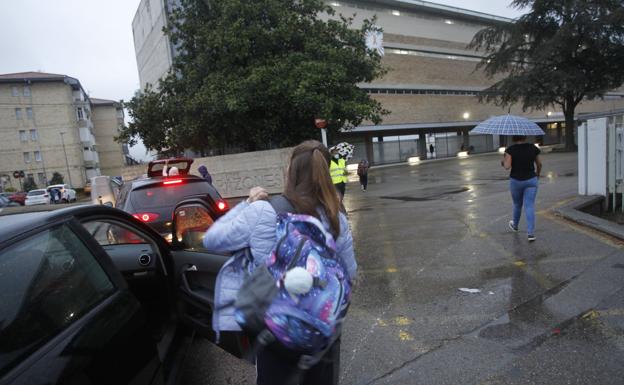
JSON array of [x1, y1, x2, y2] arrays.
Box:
[[172, 203, 215, 250]]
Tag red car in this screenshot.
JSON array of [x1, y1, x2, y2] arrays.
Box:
[[9, 192, 27, 205]]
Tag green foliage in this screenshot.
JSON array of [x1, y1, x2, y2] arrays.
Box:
[[49, 172, 64, 185], [23, 177, 38, 192], [119, 0, 387, 153], [4, 187, 17, 193], [470, 0, 624, 149]]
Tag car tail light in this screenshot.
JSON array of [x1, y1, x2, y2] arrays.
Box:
[[216, 200, 228, 211], [163, 179, 182, 185], [44, 194, 49, 198], [133, 212, 160, 223]]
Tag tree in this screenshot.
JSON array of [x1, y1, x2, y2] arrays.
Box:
[[49, 172, 64, 185], [119, 0, 387, 153], [23, 177, 37, 192], [469, 0, 624, 150]]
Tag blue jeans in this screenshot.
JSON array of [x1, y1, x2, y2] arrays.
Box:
[[510, 177, 538, 235]]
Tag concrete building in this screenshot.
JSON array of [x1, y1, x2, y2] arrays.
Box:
[[90, 98, 130, 177], [0, 72, 128, 190], [328, 0, 624, 163], [132, 0, 180, 90], [132, 0, 624, 164]]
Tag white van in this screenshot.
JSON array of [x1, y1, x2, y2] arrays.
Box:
[[90, 176, 122, 206]]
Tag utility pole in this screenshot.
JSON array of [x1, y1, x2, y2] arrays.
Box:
[[59, 132, 73, 186]]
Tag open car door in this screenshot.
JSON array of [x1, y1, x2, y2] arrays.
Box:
[[170, 198, 248, 358]]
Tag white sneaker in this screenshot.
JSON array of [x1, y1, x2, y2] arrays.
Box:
[[508, 220, 518, 232]]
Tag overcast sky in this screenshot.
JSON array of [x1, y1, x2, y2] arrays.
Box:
[[0, 0, 525, 160]]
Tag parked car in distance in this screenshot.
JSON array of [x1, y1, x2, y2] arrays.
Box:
[[46, 184, 76, 203], [0, 195, 20, 208], [7, 192, 27, 205], [116, 158, 228, 243], [0, 204, 245, 385], [25, 189, 50, 206]]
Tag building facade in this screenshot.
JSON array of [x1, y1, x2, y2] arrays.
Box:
[[132, 0, 180, 90], [0, 72, 128, 190], [91, 98, 129, 178], [132, 0, 624, 164], [326, 1, 624, 163]]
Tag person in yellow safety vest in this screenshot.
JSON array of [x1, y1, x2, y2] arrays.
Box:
[[330, 148, 347, 198]]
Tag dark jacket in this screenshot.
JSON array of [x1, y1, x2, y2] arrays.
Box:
[[198, 165, 212, 184]]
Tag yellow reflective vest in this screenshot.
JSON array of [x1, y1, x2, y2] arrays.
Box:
[[330, 158, 347, 184]]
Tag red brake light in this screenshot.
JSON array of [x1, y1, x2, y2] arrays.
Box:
[[217, 200, 227, 211], [163, 179, 182, 185], [133, 212, 160, 223]]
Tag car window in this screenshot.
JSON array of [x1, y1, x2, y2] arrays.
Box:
[[28, 190, 45, 196], [174, 205, 215, 250], [82, 221, 150, 246], [0, 225, 115, 376], [130, 182, 212, 209]]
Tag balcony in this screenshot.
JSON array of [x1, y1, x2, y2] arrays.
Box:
[[79, 126, 96, 146], [83, 149, 100, 168], [73, 90, 86, 102]]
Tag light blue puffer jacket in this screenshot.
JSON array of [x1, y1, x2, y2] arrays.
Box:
[[203, 199, 356, 337]]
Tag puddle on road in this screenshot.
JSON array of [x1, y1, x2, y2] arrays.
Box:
[[475, 274, 573, 347], [379, 186, 470, 202]]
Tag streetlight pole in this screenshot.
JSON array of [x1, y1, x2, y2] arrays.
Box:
[[59, 132, 73, 186], [315, 118, 328, 147]]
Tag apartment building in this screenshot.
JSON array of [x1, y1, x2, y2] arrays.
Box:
[[132, 0, 180, 90], [90, 98, 130, 177], [0, 72, 127, 190]]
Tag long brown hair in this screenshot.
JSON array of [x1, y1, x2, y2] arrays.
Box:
[[283, 140, 341, 237]]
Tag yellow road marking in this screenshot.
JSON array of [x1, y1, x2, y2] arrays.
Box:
[[399, 330, 414, 341], [394, 316, 412, 326]]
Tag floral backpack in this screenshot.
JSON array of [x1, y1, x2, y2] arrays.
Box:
[[234, 196, 351, 366]]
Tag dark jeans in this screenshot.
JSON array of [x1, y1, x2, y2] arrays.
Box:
[[359, 174, 368, 189], [256, 339, 341, 385], [334, 182, 345, 197]]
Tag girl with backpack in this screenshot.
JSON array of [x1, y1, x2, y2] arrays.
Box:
[[203, 140, 356, 385]]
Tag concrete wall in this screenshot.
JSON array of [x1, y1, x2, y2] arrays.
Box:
[[122, 147, 293, 198]]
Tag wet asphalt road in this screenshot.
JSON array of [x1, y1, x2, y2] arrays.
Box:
[[181, 151, 624, 385]]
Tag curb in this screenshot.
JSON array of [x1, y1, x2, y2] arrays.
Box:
[[553, 195, 624, 241]]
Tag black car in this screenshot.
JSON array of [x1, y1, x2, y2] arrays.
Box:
[[0, 203, 246, 385], [116, 158, 228, 242]]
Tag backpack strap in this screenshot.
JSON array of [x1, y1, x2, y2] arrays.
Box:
[[269, 195, 296, 215]]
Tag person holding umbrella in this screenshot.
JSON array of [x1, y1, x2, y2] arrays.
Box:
[[329, 147, 347, 199], [329, 142, 354, 200], [502, 135, 542, 242], [472, 115, 545, 242]]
